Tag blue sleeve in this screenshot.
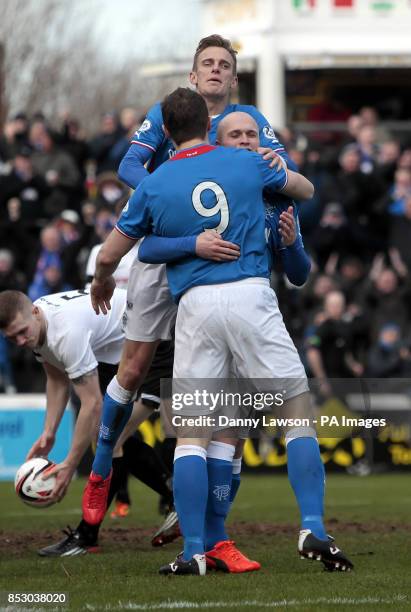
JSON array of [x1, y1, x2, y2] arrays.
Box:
[[118, 145, 150, 188], [115, 183, 152, 240], [118, 103, 165, 188], [280, 238, 311, 286], [139, 235, 197, 264], [243, 105, 298, 171], [254, 153, 288, 193]]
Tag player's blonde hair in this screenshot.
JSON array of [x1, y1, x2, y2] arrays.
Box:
[[0, 291, 33, 329], [193, 34, 237, 75]]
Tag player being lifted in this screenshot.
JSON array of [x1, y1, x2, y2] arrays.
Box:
[[87, 87, 353, 575], [82, 34, 297, 526]]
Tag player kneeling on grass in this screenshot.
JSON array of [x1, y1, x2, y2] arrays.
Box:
[[0, 288, 177, 556], [87, 88, 352, 575]]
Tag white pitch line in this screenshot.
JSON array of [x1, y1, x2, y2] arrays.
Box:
[[82, 594, 408, 610]]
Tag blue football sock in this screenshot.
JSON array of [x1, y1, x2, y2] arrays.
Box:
[[230, 458, 242, 505], [287, 437, 327, 541], [174, 446, 208, 561], [230, 473, 241, 502], [205, 455, 234, 550], [92, 392, 133, 479]]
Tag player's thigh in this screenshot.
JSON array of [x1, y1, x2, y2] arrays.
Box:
[[173, 288, 230, 379], [228, 284, 307, 392], [125, 260, 177, 342]]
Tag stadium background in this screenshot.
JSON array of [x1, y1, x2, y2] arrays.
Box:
[[1, 0, 411, 480]]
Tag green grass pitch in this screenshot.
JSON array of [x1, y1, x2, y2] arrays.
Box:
[[0, 474, 410, 611]]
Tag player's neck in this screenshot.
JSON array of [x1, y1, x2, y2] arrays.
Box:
[[204, 95, 230, 117], [175, 137, 208, 151]]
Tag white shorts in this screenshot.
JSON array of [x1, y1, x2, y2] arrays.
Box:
[[124, 256, 177, 342], [173, 278, 308, 399]]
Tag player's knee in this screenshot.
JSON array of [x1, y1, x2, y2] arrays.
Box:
[[117, 359, 146, 391]]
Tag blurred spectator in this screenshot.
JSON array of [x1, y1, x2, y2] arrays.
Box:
[[345, 114, 363, 144], [28, 225, 72, 301], [376, 167, 411, 216], [388, 195, 411, 269], [29, 123, 82, 216], [0, 335, 16, 393], [88, 112, 125, 174], [397, 148, 411, 171], [299, 272, 340, 329], [367, 323, 411, 377], [0, 198, 38, 277], [56, 209, 97, 287], [310, 202, 368, 269], [360, 252, 411, 341], [0, 113, 29, 162], [58, 115, 90, 178], [0, 146, 50, 225], [358, 106, 391, 144], [355, 125, 379, 174], [376, 139, 401, 184], [0, 250, 26, 293], [305, 291, 364, 398], [94, 172, 130, 209]]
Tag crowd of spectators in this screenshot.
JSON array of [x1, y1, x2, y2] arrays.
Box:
[[1, 104, 411, 393]]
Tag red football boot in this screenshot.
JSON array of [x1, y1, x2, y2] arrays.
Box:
[[82, 470, 112, 525], [206, 540, 261, 573]]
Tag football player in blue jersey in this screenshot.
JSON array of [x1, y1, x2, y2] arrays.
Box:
[[82, 35, 298, 552], [135, 110, 312, 572], [88, 88, 353, 576]]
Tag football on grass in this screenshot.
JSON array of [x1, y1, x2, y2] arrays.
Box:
[[14, 458, 56, 507]]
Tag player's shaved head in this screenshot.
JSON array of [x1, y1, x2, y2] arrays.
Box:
[[0, 290, 33, 329], [217, 112, 259, 151], [162, 87, 209, 146]]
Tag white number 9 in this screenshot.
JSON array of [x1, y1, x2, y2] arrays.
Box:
[[192, 181, 229, 234]]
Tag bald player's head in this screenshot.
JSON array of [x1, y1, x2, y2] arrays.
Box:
[[216, 111, 259, 151]]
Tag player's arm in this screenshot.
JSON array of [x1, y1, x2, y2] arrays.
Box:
[[65, 368, 102, 473], [249, 106, 298, 171], [138, 232, 240, 264], [282, 169, 314, 201], [277, 207, 311, 286], [45, 367, 103, 501], [26, 362, 70, 460], [118, 104, 165, 188], [257, 154, 313, 201]]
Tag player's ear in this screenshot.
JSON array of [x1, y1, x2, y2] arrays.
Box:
[[207, 117, 211, 132], [162, 124, 171, 139], [32, 306, 39, 316], [189, 70, 198, 87], [230, 75, 238, 91]]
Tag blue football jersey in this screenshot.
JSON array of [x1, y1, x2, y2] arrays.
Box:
[[117, 144, 288, 300], [125, 102, 293, 181]]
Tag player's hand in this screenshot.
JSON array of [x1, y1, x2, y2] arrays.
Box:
[[257, 147, 286, 171], [196, 230, 240, 262], [42, 461, 75, 502], [279, 206, 296, 246], [90, 276, 116, 315], [26, 431, 55, 461]]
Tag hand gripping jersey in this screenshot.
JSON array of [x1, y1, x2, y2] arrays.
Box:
[[33, 288, 127, 378], [116, 144, 288, 301]]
